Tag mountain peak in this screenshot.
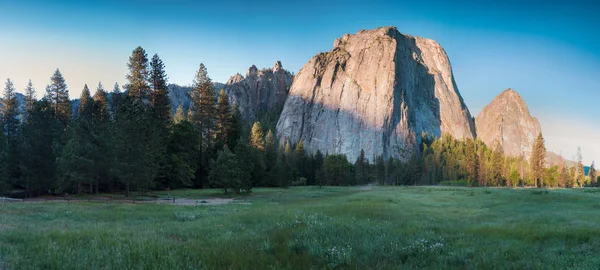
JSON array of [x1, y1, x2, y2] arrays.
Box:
[[475, 89, 541, 158]]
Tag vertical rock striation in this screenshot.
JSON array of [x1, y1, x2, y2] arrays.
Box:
[[224, 61, 294, 120], [475, 88, 542, 159], [276, 26, 475, 162]]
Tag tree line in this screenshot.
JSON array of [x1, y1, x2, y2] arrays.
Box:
[[1, 47, 597, 197]]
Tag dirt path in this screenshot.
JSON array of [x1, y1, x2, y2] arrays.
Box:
[[359, 185, 373, 191], [1, 197, 239, 206]]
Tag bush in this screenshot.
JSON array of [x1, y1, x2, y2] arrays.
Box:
[[438, 180, 470, 187], [292, 177, 307, 186]]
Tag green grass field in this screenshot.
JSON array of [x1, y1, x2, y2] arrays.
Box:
[[1, 186, 600, 269]]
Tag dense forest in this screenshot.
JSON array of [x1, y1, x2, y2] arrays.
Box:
[[0, 47, 597, 197]]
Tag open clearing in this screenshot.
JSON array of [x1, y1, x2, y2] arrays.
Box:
[[1, 186, 600, 269]]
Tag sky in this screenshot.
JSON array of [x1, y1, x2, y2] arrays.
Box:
[[0, 0, 599, 164]]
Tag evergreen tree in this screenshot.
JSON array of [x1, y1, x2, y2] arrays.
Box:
[[589, 162, 597, 187], [233, 139, 254, 193], [322, 154, 353, 186], [112, 97, 159, 196], [264, 130, 278, 186], [45, 69, 71, 125], [374, 155, 385, 185], [90, 83, 111, 192], [167, 120, 199, 188], [491, 140, 504, 186], [126, 47, 151, 102], [3, 79, 19, 138], [354, 149, 368, 185], [93, 83, 109, 122], [23, 79, 37, 119], [150, 54, 171, 126], [189, 63, 216, 187], [249, 122, 265, 151], [215, 89, 232, 150], [228, 101, 242, 150], [531, 133, 547, 188], [248, 122, 266, 187], [19, 100, 62, 196], [2, 79, 20, 186], [173, 105, 186, 124], [149, 54, 172, 189], [0, 130, 7, 193], [209, 146, 241, 194], [111, 82, 123, 112], [313, 150, 325, 187], [78, 84, 92, 115]]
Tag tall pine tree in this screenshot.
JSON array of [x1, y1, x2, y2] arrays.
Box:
[[215, 89, 232, 150], [3, 79, 20, 186], [45, 69, 71, 125], [23, 79, 37, 120], [150, 54, 171, 126], [126, 46, 151, 102], [189, 63, 216, 187], [531, 133, 547, 187]]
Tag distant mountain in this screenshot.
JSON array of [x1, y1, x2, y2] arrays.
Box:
[[0, 92, 26, 114], [475, 89, 541, 159]]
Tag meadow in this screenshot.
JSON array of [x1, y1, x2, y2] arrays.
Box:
[[1, 186, 600, 269]]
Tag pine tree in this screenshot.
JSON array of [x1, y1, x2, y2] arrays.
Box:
[[0, 130, 7, 193], [23, 79, 37, 118], [209, 146, 241, 195], [491, 140, 504, 186], [45, 69, 71, 125], [190, 63, 216, 187], [78, 84, 93, 115], [589, 162, 597, 187], [233, 139, 253, 194], [375, 155, 385, 185], [150, 54, 171, 126], [93, 83, 109, 122], [19, 100, 62, 196], [3, 79, 19, 138], [228, 101, 242, 150], [111, 82, 123, 112], [3, 79, 20, 186], [215, 89, 232, 150], [249, 122, 265, 151], [112, 97, 159, 196], [126, 47, 151, 102], [167, 120, 199, 188], [173, 105, 186, 124], [531, 133, 547, 188], [264, 129, 278, 186], [355, 149, 368, 185]]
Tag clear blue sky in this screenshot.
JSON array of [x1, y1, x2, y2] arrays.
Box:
[[1, 0, 599, 164]]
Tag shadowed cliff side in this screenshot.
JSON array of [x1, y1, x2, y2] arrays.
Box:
[[276, 26, 475, 162]]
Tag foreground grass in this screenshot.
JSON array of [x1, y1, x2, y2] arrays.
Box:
[[1, 187, 600, 269]]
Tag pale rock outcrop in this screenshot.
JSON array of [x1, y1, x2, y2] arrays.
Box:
[[475, 88, 542, 159], [224, 62, 293, 120], [276, 26, 475, 161]]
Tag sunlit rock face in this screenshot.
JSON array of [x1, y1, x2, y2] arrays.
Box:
[[276, 26, 475, 162], [475, 88, 542, 159], [224, 61, 293, 120]]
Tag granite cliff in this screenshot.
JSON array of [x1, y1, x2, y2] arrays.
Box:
[[276, 26, 475, 161], [475, 88, 542, 159]]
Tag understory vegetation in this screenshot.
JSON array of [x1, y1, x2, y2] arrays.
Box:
[[1, 187, 600, 269]]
